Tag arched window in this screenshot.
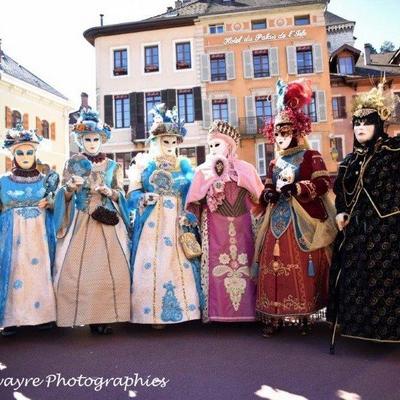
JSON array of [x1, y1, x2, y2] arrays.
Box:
[[12, 110, 21, 128], [42, 120, 49, 139]]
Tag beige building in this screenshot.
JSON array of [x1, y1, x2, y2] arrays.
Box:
[[0, 46, 71, 174]]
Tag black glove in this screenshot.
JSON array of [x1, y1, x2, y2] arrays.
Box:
[[280, 183, 297, 198], [260, 188, 280, 206]]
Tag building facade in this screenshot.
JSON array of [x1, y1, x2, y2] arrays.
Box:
[[0, 47, 71, 174]]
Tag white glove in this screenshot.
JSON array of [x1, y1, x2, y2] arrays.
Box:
[[95, 185, 113, 198], [336, 213, 350, 231], [66, 175, 84, 192]]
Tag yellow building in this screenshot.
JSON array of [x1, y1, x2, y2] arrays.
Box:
[[0, 46, 71, 173]]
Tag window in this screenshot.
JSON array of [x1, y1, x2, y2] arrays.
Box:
[[176, 42, 191, 70], [178, 89, 194, 123], [338, 56, 354, 74], [210, 54, 227, 81], [303, 92, 317, 122], [42, 120, 49, 139], [252, 19, 267, 30], [295, 15, 310, 25], [116, 152, 132, 178], [209, 24, 224, 34], [146, 92, 161, 131], [253, 49, 270, 78], [113, 49, 128, 76], [332, 96, 347, 119], [144, 45, 159, 73], [255, 96, 273, 132], [308, 138, 321, 152], [296, 46, 313, 74], [212, 99, 228, 121], [12, 110, 21, 128], [114, 95, 130, 128], [256, 143, 274, 176], [179, 147, 197, 166], [332, 137, 344, 161]]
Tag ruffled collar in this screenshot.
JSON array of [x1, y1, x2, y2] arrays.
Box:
[[278, 143, 308, 157], [12, 167, 40, 178], [83, 152, 106, 163]]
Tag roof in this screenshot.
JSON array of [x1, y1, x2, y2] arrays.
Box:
[[325, 11, 354, 27], [356, 53, 400, 74], [330, 43, 361, 63], [0, 51, 68, 100], [84, 0, 329, 45]]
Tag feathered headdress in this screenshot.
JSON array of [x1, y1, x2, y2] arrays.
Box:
[[72, 110, 111, 147], [352, 79, 397, 121], [148, 104, 187, 142], [2, 123, 42, 152], [263, 79, 312, 144]]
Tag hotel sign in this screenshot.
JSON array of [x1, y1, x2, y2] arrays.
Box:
[[223, 29, 307, 45]]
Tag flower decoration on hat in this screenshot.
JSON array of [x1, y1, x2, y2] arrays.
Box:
[[352, 79, 397, 122], [148, 104, 187, 143], [2, 123, 43, 153], [263, 79, 312, 144], [72, 110, 111, 148]]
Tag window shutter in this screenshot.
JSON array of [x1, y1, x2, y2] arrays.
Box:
[[200, 54, 210, 82], [286, 46, 297, 75], [256, 143, 266, 176], [130, 92, 146, 140], [5, 107, 12, 128], [313, 44, 323, 73], [228, 96, 238, 128], [226, 52, 236, 80], [166, 89, 176, 110], [36, 117, 43, 136], [269, 47, 279, 76], [196, 146, 206, 165], [161, 90, 168, 105], [104, 95, 114, 127], [50, 122, 56, 141], [202, 99, 211, 129], [5, 157, 13, 171], [316, 90, 327, 122], [22, 113, 29, 130], [242, 49, 254, 79], [193, 87, 203, 121], [271, 94, 279, 116], [245, 96, 257, 133]]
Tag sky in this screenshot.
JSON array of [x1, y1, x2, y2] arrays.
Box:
[[1, 0, 399, 110]]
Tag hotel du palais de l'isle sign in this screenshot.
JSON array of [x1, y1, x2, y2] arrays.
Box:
[[223, 29, 307, 45]]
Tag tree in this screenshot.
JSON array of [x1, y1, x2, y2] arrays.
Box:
[[380, 40, 396, 53]]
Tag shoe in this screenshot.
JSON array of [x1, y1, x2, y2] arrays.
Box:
[[1, 326, 17, 337], [90, 324, 113, 335]]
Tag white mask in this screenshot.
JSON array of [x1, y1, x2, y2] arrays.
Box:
[[82, 133, 102, 155], [208, 138, 228, 157], [354, 121, 375, 144], [14, 144, 36, 170], [159, 135, 178, 157], [276, 167, 295, 192], [274, 124, 293, 150]]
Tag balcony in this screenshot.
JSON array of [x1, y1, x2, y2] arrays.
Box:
[[238, 117, 271, 136]]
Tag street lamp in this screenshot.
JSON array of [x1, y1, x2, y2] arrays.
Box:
[[329, 133, 339, 162]]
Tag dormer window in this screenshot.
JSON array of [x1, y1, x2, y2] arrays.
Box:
[[338, 56, 354, 74]]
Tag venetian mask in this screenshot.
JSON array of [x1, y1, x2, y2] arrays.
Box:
[[159, 135, 178, 157], [208, 138, 229, 157], [353, 120, 375, 144], [13, 144, 36, 170], [274, 124, 293, 150], [82, 133, 102, 155], [276, 166, 295, 192]]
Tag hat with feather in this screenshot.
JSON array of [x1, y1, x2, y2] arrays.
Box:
[[2, 123, 43, 154]]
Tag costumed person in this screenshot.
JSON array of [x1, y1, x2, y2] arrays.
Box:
[[186, 120, 263, 322], [127, 104, 202, 327], [254, 79, 337, 336], [327, 81, 400, 353], [53, 111, 131, 335], [0, 124, 59, 336]]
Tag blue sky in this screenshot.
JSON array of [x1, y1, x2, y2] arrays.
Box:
[[0, 0, 399, 109]]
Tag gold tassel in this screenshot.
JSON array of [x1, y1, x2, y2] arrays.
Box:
[[273, 239, 280, 257]]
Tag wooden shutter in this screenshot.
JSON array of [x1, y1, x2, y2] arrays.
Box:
[[316, 90, 327, 122], [269, 47, 279, 76], [228, 97, 238, 128], [245, 96, 257, 133], [313, 44, 323, 73], [5, 107, 12, 128], [202, 99, 211, 129], [23, 113, 29, 130], [104, 95, 114, 127], [196, 146, 206, 165], [226, 52, 236, 80], [5, 157, 13, 171], [242, 49, 253, 79], [200, 54, 210, 82], [50, 122, 56, 141], [130, 92, 146, 140], [166, 89, 176, 110], [193, 87, 203, 121], [286, 46, 297, 75], [271, 94, 278, 116], [36, 117, 43, 136]]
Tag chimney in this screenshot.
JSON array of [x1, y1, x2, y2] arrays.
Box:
[[80, 92, 89, 111], [100, 14, 104, 27], [175, 1, 182, 9], [364, 43, 372, 65]]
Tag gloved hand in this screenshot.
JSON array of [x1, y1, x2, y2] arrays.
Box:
[[260, 188, 280, 206], [280, 183, 297, 198]]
